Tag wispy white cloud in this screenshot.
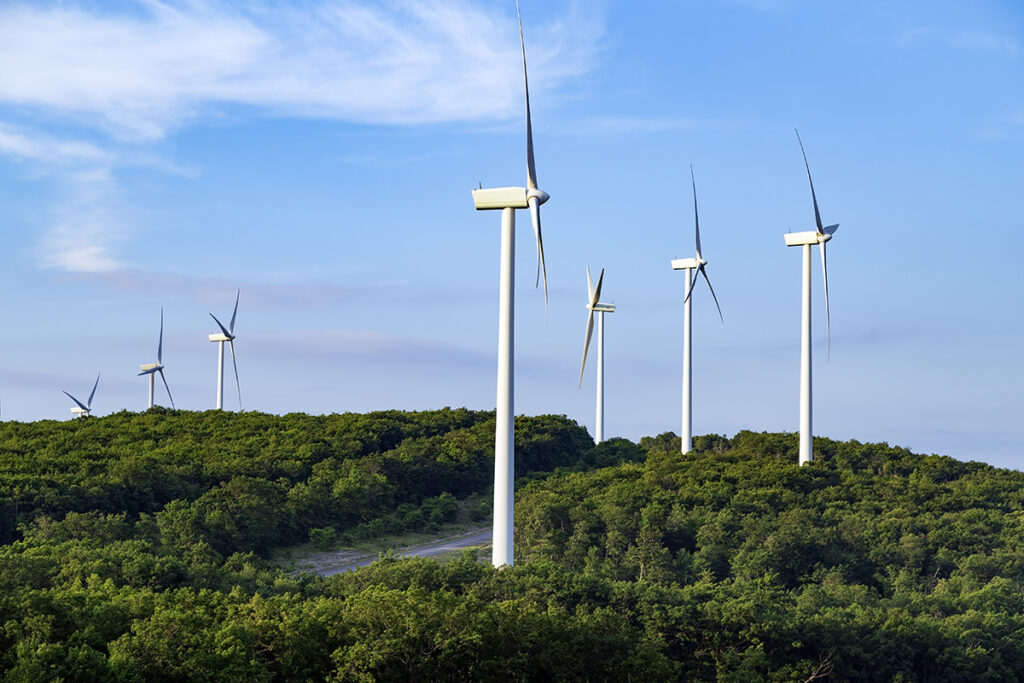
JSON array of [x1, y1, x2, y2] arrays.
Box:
[[0, 0, 603, 141], [39, 206, 124, 273], [0, 123, 124, 271], [0, 1, 603, 273], [0, 124, 110, 166], [0, 123, 204, 272]]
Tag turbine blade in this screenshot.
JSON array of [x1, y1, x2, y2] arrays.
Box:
[[210, 313, 232, 339], [87, 372, 100, 408], [699, 264, 724, 323], [586, 264, 594, 301], [229, 289, 239, 334], [593, 268, 605, 305], [528, 195, 548, 314], [157, 307, 164, 364], [517, 0, 537, 191], [683, 268, 696, 305], [63, 391, 88, 412], [691, 165, 702, 259], [819, 241, 831, 358], [159, 369, 175, 409], [579, 310, 595, 388], [795, 129, 824, 234], [228, 339, 241, 410]]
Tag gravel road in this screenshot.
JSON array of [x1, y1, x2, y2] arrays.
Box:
[[309, 528, 492, 576]]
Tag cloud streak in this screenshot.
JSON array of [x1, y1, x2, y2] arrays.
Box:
[[0, 124, 111, 166], [0, 123, 124, 271], [0, 0, 602, 140], [0, 1, 603, 274]]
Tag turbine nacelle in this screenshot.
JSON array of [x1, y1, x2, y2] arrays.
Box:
[[587, 302, 616, 313], [783, 229, 836, 247], [471, 186, 546, 210], [138, 363, 162, 376], [208, 333, 231, 343], [671, 257, 706, 270], [472, 187, 528, 210]]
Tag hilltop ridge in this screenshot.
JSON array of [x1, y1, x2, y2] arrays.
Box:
[[0, 412, 1021, 679]]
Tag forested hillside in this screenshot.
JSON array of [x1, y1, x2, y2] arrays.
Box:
[[0, 408, 594, 552], [516, 432, 1024, 679], [0, 413, 1021, 680]]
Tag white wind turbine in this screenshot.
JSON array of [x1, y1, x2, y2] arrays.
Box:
[[671, 166, 723, 454], [783, 130, 839, 466], [578, 267, 614, 445], [138, 307, 175, 410], [63, 372, 100, 418], [470, 1, 550, 568], [209, 290, 241, 410]]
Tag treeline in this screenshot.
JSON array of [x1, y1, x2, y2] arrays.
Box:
[[2, 415, 1024, 679], [514, 431, 1024, 679], [0, 409, 647, 680], [0, 408, 600, 553]]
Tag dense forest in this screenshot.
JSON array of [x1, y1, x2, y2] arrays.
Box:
[[0, 410, 1022, 680]]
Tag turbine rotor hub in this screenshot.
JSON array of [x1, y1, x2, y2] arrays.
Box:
[[527, 188, 549, 205]]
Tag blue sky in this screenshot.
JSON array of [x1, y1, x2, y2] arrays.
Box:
[[0, 0, 1020, 468]]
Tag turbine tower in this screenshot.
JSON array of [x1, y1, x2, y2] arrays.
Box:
[[578, 267, 614, 445], [63, 372, 100, 418], [470, 1, 549, 568], [209, 290, 241, 410], [138, 307, 175, 410], [671, 166, 722, 454], [784, 130, 839, 466]]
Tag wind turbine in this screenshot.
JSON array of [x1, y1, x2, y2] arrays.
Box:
[[470, 1, 550, 568], [783, 130, 839, 465], [209, 290, 241, 410], [671, 166, 723, 454], [578, 267, 614, 445], [63, 372, 100, 418], [138, 307, 175, 410]]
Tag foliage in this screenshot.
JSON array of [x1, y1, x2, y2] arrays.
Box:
[[1, 415, 1023, 680], [515, 430, 1024, 680]]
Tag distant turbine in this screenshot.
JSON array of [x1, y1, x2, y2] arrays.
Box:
[[671, 166, 723, 454], [578, 267, 614, 444], [138, 307, 175, 410], [784, 130, 839, 466], [209, 290, 241, 410], [63, 372, 100, 418], [470, 1, 550, 568]]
